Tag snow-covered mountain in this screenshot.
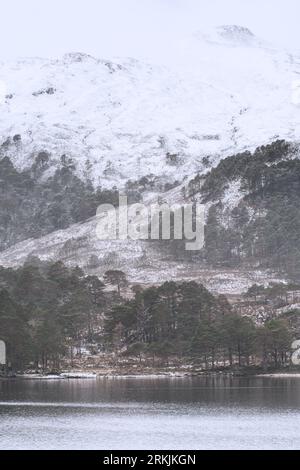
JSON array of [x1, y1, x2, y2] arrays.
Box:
[[1, 25, 300, 188], [1, 25, 300, 293]]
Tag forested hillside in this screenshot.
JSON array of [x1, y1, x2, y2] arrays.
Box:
[[186, 140, 300, 277], [0, 259, 295, 372]]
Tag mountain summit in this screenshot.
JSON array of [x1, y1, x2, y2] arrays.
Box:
[[0, 29, 299, 188]]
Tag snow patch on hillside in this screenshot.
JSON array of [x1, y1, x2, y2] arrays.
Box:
[[222, 180, 243, 212]]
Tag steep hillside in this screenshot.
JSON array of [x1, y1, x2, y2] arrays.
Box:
[[1, 25, 300, 189], [1, 26, 300, 292], [0, 141, 295, 294]]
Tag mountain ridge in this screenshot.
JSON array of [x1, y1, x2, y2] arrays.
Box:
[[1, 26, 300, 189]]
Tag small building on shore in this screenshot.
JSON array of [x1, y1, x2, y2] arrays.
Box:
[[0, 340, 6, 372]]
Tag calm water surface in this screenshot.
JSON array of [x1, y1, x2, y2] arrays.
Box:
[[0, 376, 299, 450]]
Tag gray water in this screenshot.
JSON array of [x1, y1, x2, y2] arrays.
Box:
[[0, 376, 299, 450]]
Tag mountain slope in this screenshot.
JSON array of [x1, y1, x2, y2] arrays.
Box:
[[1, 26, 300, 293], [0, 208, 286, 295], [1, 25, 300, 189], [0, 141, 294, 293]]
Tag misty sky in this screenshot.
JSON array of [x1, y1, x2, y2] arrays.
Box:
[[0, 0, 299, 63]]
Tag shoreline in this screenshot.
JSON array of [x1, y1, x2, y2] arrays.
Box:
[[2, 369, 300, 380], [255, 373, 300, 378]]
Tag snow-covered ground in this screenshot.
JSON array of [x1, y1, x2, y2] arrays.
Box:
[[0, 209, 287, 294], [0, 25, 300, 189], [0, 25, 299, 292]]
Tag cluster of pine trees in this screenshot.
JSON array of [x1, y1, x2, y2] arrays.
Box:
[[0, 155, 120, 251], [0, 258, 295, 372], [104, 281, 293, 370], [187, 140, 300, 276], [0, 258, 106, 369]]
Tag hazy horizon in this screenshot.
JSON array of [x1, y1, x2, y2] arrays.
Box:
[[0, 0, 299, 65]]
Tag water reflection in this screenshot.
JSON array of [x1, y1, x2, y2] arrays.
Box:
[[0, 376, 299, 449]]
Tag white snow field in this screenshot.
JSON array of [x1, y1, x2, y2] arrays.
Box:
[[0, 25, 299, 188]]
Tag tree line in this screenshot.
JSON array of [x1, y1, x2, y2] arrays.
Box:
[[0, 259, 296, 372], [186, 140, 300, 277], [0, 154, 120, 251], [0, 258, 106, 369], [104, 281, 294, 370]]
